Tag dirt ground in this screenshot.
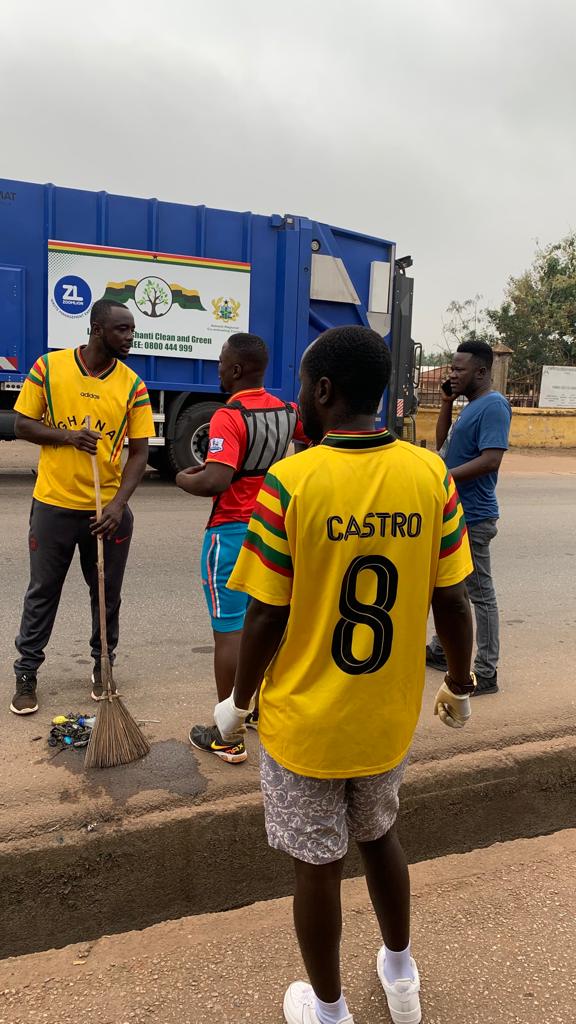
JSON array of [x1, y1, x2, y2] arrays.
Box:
[[500, 447, 576, 473], [0, 829, 573, 1024]]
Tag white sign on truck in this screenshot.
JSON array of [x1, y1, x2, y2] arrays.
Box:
[[48, 240, 251, 361], [539, 365, 576, 409]]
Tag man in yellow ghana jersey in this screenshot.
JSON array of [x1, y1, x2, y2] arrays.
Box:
[[213, 326, 476, 1024], [10, 299, 154, 716]]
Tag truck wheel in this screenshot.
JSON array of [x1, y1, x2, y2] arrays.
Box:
[[167, 402, 222, 473]]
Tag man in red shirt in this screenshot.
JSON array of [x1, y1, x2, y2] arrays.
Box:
[[176, 333, 306, 763]]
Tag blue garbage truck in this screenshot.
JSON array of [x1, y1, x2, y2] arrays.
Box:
[[0, 178, 419, 474]]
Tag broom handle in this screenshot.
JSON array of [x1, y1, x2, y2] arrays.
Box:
[[86, 418, 110, 665]]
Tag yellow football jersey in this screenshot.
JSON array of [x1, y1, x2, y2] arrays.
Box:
[[15, 348, 154, 510], [228, 429, 473, 779]]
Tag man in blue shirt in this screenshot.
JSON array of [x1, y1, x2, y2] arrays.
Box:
[[426, 340, 512, 694]]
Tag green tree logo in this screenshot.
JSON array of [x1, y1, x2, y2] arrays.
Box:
[[135, 277, 173, 318]]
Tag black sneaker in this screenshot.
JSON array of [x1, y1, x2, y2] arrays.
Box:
[[245, 709, 259, 730], [91, 662, 117, 701], [10, 673, 39, 715], [189, 723, 247, 763], [425, 644, 448, 672], [471, 672, 499, 696]]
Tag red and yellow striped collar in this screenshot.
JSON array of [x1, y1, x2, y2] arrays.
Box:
[[74, 347, 117, 380], [321, 429, 396, 450]]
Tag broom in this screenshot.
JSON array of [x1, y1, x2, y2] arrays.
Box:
[[84, 421, 150, 769]]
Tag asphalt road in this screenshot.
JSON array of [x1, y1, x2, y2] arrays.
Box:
[[0, 443, 575, 841]]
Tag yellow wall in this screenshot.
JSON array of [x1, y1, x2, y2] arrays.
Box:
[[414, 406, 576, 449]]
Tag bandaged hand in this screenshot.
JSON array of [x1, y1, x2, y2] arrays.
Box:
[[433, 680, 472, 729], [214, 694, 251, 740]]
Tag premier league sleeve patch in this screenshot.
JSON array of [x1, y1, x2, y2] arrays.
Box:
[[209, 437, 225, 454]]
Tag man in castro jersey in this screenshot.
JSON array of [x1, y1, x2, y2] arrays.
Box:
[[176, 332, 306, 764], [10, 299, 154, 716], [213, 326, 475, 1024]]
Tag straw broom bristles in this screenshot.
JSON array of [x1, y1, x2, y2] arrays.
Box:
[[84, 418, 150, 770], [84, 674, 150, 768]]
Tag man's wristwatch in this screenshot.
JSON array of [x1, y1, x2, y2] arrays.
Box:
[[444, 672, 477, 695]]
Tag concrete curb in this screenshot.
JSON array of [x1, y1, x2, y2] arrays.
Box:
[[1, 734, 575, 959]]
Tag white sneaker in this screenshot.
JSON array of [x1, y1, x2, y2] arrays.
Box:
[[376, 947, 422, 1024], [283, 982, 354, 1024]]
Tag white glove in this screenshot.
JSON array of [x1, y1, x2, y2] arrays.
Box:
[[433, 680, 472, 729], [214, 694, 251, 740]]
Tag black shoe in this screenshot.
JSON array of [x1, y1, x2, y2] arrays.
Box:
[[91, 662, 118, 700], [245, 709, 259, 731], [189, 723, 247, 763], [10, 673, 39, 715], [471, 672, 499, 696], [91, 663, 103, 701], [425, 644, 448, 672]]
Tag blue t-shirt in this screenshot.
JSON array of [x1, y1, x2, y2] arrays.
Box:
[[445, 392, 511, 524]]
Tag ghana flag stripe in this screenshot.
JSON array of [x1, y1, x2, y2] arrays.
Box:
[[244, 529, 293, 575], [27, 356, 47, 386], [440, 524, 469, 559], [443, 500, 460, 525], [130, 379, 151, 410], [48, 240, 250, 272], [44, 356, 56, 425], [110, 426, 129, 462], [440, 513, 467, 556], [110, 424, 128, 462], [27, 367, 45, 387], [251, 509, 286, 541], [253, 498, 287, 535], [128, 377, 141, 402], [110, 413, 128, 461], [261, 472, 292, 513], [443, 487, 459, 519], [243, 539, 293, 579]]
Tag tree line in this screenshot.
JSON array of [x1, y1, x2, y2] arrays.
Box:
[[423, 232, 576, 377]]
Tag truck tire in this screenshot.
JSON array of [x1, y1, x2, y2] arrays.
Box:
[[167, 402, 222, 473]]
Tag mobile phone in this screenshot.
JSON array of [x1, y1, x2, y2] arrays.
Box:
[[441, 378, 453, 396]]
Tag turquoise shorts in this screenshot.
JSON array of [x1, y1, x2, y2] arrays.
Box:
[[201, 522, 249, 633]]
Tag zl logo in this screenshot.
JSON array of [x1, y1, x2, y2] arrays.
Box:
[[54, 275, 92, 316]]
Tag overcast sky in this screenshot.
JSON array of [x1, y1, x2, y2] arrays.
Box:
[[2, 0, 575, 352]]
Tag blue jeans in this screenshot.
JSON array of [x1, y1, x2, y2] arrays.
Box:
[[430, 518, 499, 677]]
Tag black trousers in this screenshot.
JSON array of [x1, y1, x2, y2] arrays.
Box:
[[14, 499, 134, 677]]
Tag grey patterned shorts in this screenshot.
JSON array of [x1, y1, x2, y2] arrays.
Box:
[[259, 745, 409, 866]]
